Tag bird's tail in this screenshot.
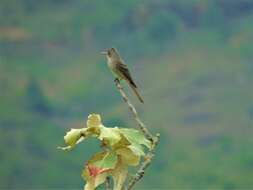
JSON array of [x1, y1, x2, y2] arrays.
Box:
[[128, 83, 144, 103]]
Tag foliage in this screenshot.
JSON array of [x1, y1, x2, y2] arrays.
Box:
[[59, 114, 151, 190]]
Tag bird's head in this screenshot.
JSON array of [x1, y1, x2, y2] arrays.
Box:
[[101, 47, 120, 61]]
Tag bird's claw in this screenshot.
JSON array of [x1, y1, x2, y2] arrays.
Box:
[[114, 78, 120, 83]]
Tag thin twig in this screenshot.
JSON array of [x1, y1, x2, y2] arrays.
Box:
[[126, 133, 160, 190], [105, 176, 111, 190], [113, 79, 160, 190], [114, 79, 154, 142]]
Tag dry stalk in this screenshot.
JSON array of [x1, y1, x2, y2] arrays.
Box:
[[114, 79, 160, 190]]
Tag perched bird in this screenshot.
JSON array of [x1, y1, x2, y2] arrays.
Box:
[[101, 48, 144, 103]]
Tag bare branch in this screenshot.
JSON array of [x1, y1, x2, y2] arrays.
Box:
[[126, 133, 160, 190], [105, 176, 111, 190], [114, 79, 154, 142], [113, 79, 160, 190]]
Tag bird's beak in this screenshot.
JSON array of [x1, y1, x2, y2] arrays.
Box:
[[101, 51, 107, 55]]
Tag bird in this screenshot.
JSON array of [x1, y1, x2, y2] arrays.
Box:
[[101, 47, 144, 103]]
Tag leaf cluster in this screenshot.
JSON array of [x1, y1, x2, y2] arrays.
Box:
[[59, 114, 151, 190]]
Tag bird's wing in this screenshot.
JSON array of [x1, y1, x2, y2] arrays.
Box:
[[116, 61, 137, 88], [116, 61, 144, 103]]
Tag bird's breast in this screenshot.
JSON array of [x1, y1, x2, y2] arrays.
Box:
[[107, 60, 122, 79]]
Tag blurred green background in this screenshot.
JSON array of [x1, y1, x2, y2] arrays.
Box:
[[1, 0, 253, 189]]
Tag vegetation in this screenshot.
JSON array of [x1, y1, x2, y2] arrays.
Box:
[[59, 114, 152, 190], [0, 0, 253, 189]]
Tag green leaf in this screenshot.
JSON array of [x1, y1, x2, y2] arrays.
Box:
[[111, 160, 128, 190], [87, 114, 103, 128], [116, 147, 140, 166], [119, 128, 151, 149], [82, 151, 118, 190], [83, 171, 107, 190], [59, 114, 103, 151], [58, 128, 87, 150], [83, 151, 118, 178], [94, 151, 118, 169], [99, 127, 121, 146], [128, 143, 145, 156]]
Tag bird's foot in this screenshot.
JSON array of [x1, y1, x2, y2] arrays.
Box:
[[114, 78, 120, 83]]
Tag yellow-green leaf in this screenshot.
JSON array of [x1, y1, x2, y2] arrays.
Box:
[[112, 134, 131, 150], [128, 143, 145, 156], [99, 127, 121, 146], [116, 147, 140, 166], [83, 170, 107, 190], [58, 128, 87, 150], [119, 128, 151, 149], [82, 151, 118, 190], [94, 151, 118, 169], [111, 160, 128, 190], [87, 114, 102, 128], [83, 151, 118, 179]]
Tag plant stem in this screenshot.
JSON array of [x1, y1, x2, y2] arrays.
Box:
[[105, 176, 111, 190], [126, 133, 160, 190], [114, 79, 153, 142], [114, 79, 160, 190]]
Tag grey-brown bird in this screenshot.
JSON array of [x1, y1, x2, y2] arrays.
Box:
[[101, 48, 144, 103]]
